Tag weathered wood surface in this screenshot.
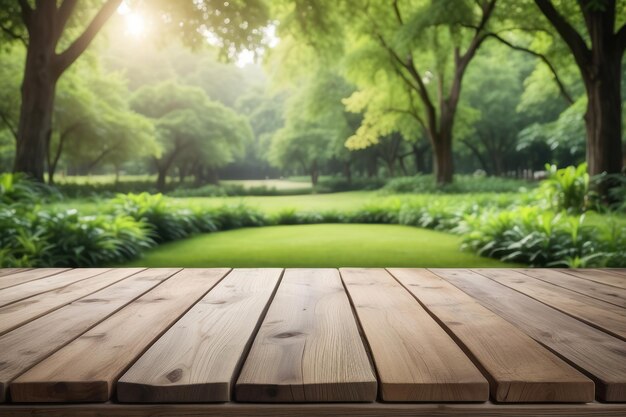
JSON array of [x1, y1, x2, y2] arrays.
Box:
[[117, 269, 283, 403], [10, 269, 229, 402], [0, 269, 144, 336], [434, 269, 626, 402], [0, 268, 177, 402], [1, 401, 626, 417], [477, 269, 626, 341], [558, 269, 626, 290], [0, 268, 67, 290], [388, 268, 594, 403], [341, 268, 488, 402], [519, 269, 626, 309], [236, 269, 377, 402], [0, 269, 110, 307], [0, 267, 624, 416], [0, 269, 28, 278]]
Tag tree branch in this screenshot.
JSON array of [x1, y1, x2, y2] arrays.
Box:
[[484, 32, 574, 104], [0, 23, 26, 44], [534, 0, 591, 68], [55, 0, 79, 44], [53, 0, 122, 77]]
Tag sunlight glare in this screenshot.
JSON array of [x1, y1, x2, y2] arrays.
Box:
[[125, 13, 146, 38]]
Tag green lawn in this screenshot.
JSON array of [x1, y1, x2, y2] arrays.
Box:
[[123, 224, 514, 268]]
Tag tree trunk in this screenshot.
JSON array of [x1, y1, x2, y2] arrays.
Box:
[[412, 144, 427, 174], [432, 132, 454, 185], [310, 160, 319, 187], [13, 6, 57, 182], [583, 59, 623, 178], [156, 168, 167, 192]]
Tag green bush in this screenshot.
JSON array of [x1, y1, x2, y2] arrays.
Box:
[[538, 163, 590, 213], [459, 206, 624, 267], [108, 193, 219, 242], [382, 174, 532, 194]]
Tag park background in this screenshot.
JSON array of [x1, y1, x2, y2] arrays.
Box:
[[0, 0, 625, 269]]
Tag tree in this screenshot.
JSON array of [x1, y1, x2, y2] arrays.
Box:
[[0, 0, 269, 181], [532, 0, 626, 190], [131, 81, 252, 190], [275, 0, 498, 185], [53, 62, 156, 182]]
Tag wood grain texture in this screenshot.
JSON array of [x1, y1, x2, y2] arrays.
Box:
[[518, 269, 626, 309], [0, 269, 68, 290], [557, 269, 626, 290], [388, 268, 594, 403], [0, 269, 25, 277], [0, 269, 178, 402], [10, 268, 230, 403], [0, 269, 144, 336], [476, 269, 626, 341], [0, 269, 110, 307], [236, 269, 377, 402], [117, 268, 283, 403], [341, 268, 488, 402], [1, 401, 626, 417], [434, 269, 626, 402]]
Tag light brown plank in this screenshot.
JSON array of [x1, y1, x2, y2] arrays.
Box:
[[236, 269, 377, 402], [558, 269, 626, 290], [0, 269, 144, 336], [10, 268, 230, 403], [519, 268, 626, 309], [434, 269, 626, 402], [341, 268, 488, 402], [0, 269, 70, 290], [1, 401, 626, 417], [388, 268, 594, 403], [117, 268, 283, 403], [476, 269, 626, 341], [0, 269, 29, 278], [0, 269, 110, 307], [0, 268, 179, 402]]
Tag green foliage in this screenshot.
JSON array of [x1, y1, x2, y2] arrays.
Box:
[[538, 163, 590, 213], [109, 193, 218, 243], [460, 207, 625, 267], [0, 173, 58, 205], [381, 175, 533, 194]]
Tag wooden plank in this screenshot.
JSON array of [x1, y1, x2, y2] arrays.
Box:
[[476, 269, 626, 341], [1, 401, 626, 417], [519, 268, 626, 309], [0, 268, 179, 402], [0, 269, 70, 290], [0, 269, 29, 278], [0, 269, 110, 307], [117, 268, 283, 403], [10, 268, 230, 403], [236, 269, 377, 402], [0, 269, 144, 336], [434, 269, 626, 402], [388, 268, 594, 403], [558, 269, 626, 290], [341, 268, 488, 402]]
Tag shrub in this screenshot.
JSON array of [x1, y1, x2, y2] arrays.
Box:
[[381, 174, 532, 194], [459, 206, 623, 267], [538, 163, 590, 213], [108, 193, 219, 242]]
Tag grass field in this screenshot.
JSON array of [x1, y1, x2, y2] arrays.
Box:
[[123, 224, 513, 268]]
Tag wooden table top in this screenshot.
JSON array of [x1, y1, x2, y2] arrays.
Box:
[[0, 267, 624, 416]]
